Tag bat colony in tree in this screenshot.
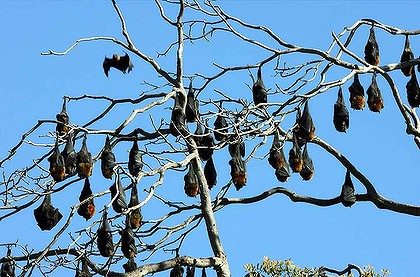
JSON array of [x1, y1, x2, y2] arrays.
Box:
[[1, 2, 420, 277]]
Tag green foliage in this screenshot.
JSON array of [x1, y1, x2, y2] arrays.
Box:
[[244, 257, 390, 277]]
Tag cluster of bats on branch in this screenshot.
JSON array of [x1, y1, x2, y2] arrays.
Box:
[[5, 24, 418, 276]]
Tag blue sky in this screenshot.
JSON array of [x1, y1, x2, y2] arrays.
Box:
[[1, 1, 420, 276]]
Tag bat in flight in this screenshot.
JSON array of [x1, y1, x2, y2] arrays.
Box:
[[103, 53, 133, 77]]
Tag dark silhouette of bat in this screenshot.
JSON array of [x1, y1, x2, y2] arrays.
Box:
[[193, 122, 203, 146], [288, 133, 303, 173], [34, 194, 63, 231], [48, 140, 66, 182], [170, 92, 187, 137], [228, 136, 245, 158], [366, 74, 384, 112], [77, 135, 93, 178], [296, 102, 315, 142], [406, 71, 420, 108], [123, 258, 138, 273], [185, 81, 199, 123], [400, 35, 414, 77], [128, 140, 143, 177], [299, 144, 314, 181], [268, 133, 285, 170], [1, 249, 14, 277], [333, 87, 349, 132], [197, 126, 214, 161], [229, 153, 247, 191], [184, 163, 199, 197], [348, 74, 365, 110], [56, 100, 70, 136], [201, 268, 207, 277], [121, 216, 137, 259], [75, 259, 91, 277], [128, 182, 142, 228], [97, 210, 114, 257], [186, 265, 196, 277], [364, 26, 380, 66], [109, 174, 128, 213], [61, 135, 77, 176], [204, 157, 217, 190], [252, 67, 267, 106], [77, 178, 95, 221], [103, 53, 133, 77], [340, 170, 356, 207], [170, 265, 184, 277], [275, 161, 290, 183], [214, 114, 229, 141], [101, 136, 116, 179]]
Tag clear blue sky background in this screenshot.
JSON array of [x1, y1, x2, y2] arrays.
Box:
[[1, 1, 420, 276]]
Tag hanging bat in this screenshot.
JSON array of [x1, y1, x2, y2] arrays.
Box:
[[228, 136, 245, 158], [128, 140, 143, 177], [214, 114, 229, 141], [229, 154, 247, 191], [252, 67, 267, 106], [56, 100, 70, 136], [170, 92, 187, 137], [299, 144, 314, 181], [333, 87, 349, 133], [34, 194, 63, 231], [197, 126, 214, 162], [275, 160, 290, 183], [184, 163, 199, 197], [340, 170, 356, 207], [101, 136, 116, 179], [170, 265, 184, 277], [296, 102, 315, 141], [77, 178, 95, 221], [201, 268, 207, 277], [364, 26, 380, 66], [400, 35, 414, 77], [204, 157, 217, 190], [348, 74, 365, 110], [75, 259, 92, 277], [77, 135, 93, 178], [121, 216, 137, 259], [406, 71, 420, 108], [268, 133, 285, 170], [128, 182, 143, 228], [123, 258, 138, 273], [288, 133, 303, 173], [61, 135, 77, 176], [1, 249, 14, 277], [48, 140, 66, 182], [185, 81, 199, 123], [109, 174, 128, 213], [366, 74, 384, 112], [97, 210, 114, 257], [193, 122, 203, 146], [186, 265, 196, 277], [103, 53, 133, 77]]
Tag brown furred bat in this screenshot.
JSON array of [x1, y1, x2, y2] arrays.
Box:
[[288, 133, 303, 173], [333, 87, 349, 133], [204, 157, 217, 190], [366, 74, 384, 112], [400, 35, 414, 77], [61, 135, 77, 176], [121, 216, 137, 259], [103, 53, 133, 77], [170, 92, 187, 137], [364, 26, 380, 66], [268, 132, 285, 170], [128, 140, 143, 177], [77, 178, 95, 221], [296, 102, 315, 141], [110, 174, 128, 213], [197, 126, 214, 162], [214, 114, 229, 141], [184, 163, 199, 197], [340, 170, 356, 207], [128, 182, 142, 228], [185, 80, 199, 123], [97, 210, 114, 257], [77, 135, 93, 178], [34, 194, 63, 231], [348, 74, 365, 110], [228, 136, 245, 158], [406, 70, 420, 108], [275, 161, 290, 183], [299, 144, 314, 181], [48, 140, 66, 182], [123, 258, 138, 273], [101, 136, 116, 179], [170, 265, 184, 277], [229, 153, 247, 191], [56, 100, 70, 136], [252, 67, 268, 106]]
